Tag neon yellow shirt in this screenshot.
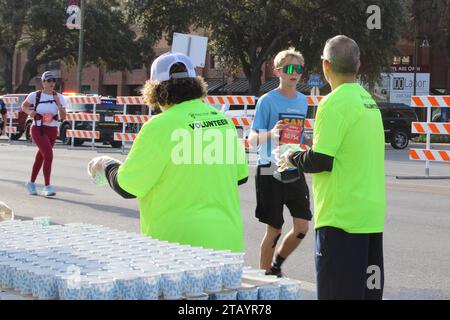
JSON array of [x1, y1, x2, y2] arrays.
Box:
[[117, 99, 248, 251], [312, 83, 386, 233]]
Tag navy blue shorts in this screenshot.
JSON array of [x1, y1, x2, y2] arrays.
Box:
[[315, 227, 384, 300]]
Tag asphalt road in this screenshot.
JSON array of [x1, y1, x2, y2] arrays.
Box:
[[1, 137, 449, 299]]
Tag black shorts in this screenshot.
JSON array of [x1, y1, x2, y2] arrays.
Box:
[[255, 163, 312, 229]]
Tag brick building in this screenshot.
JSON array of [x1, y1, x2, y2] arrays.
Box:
[[10, 34, 448, 97]]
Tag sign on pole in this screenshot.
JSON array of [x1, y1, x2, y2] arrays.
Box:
[[66, 0, 81, 30], [171, 33, 208, 68], [307, 74, 324, 88], [310, 87, 320, 96]]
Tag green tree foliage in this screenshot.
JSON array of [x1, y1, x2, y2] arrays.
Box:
[[0, 0, 141, 93], [409, 0, 449, 94], [127, 0, 406, 95], [0, 0, 31, 93]]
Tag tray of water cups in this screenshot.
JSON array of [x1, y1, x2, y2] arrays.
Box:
[[0, 218, 301, 300]]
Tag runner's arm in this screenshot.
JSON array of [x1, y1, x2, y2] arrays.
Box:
[[21, 94, 37, 117], [55, 94, 66, 120]]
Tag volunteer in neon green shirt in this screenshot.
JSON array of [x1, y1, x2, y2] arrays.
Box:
[[275, 36, 386, 299], [87, 52, 248, 252]]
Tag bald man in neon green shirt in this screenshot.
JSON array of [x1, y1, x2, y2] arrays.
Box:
[[276, 36, 386, 299]]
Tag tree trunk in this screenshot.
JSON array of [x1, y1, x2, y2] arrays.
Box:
[[17, 60, 38, 93], [447, 24, 450, 95], [1, 49, 14, 93], [247, 67, 263, 96]]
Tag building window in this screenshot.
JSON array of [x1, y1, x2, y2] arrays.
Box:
[[81, 85, 91, 94], [211, 55, 225, 70], [393, 56, 411, 65]]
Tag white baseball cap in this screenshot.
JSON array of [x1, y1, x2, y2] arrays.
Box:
[[150, 52, 196, 82]]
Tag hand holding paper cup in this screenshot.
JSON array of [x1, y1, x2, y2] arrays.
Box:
[[87, 156, 121, 186], [273, 143, 308, 172]]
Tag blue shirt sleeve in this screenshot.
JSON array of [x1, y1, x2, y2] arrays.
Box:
[[252, 95, 270, 132]]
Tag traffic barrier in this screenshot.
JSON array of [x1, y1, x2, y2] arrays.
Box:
[[114, 133, 138, 142], [412, 122, 450, 135], [409, 149, 450, 162], [0, 97, 19, 104], [230, 117, 251, 127], [411, 96, 450, 107], [114, 115, 151, 124], [304, 119, 315, 130], [64, 96, 102, 105], [0, 96, 19, 142], [6, 112, 19, 119], [4, 127, 17, 134], [116, 96, 144, 105], [64, 95, 101, 149], [203, 95, 256, 106], [399, 95, 450, 179], [306, 96, 324, 106], [66, 113, 100, 122], [115, 96, 151, 154], [67, 130, 100, 139]]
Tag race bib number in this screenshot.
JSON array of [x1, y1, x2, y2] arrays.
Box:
[[43, 114, 54, 124], [279, 113, 305, 145]]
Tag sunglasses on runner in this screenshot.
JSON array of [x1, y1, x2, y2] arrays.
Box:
[[45, 78, 56, 83], [278, 64, 303, 75]]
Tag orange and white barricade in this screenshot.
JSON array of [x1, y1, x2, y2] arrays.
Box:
[[0, 96, 19, 141], [66, 130, 100, 139], [113, 133, 138, 142], [64, 95, 101, 149], [115, 96, 150, 153], [203, 95, 256, 109], [408, 96, 450, 176], [203, 96, 257, 152], [4, 127, 17, 134]]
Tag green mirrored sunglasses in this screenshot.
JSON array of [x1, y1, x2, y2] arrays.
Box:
[[279, 64, 303, 75]]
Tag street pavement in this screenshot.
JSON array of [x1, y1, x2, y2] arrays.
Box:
[[0, 137, 449, 300]]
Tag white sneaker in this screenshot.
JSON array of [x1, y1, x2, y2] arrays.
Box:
[[25, 181, 38, 195], [42, 185, 56, 197]]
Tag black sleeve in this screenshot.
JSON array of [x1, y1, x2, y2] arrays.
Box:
[[290, 150, 334, 173], [238, 177, 248, 185], [105, 163, 137, 199]]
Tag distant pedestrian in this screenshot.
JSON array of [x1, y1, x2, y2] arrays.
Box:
[[21, 71, 67, 197]]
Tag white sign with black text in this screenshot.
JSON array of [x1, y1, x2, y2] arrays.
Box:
[[389, 72, 430, 105]]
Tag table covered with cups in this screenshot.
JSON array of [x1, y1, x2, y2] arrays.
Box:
[[0, 218, 301, 300]]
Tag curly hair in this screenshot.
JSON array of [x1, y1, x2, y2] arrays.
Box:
[[141, 61, 208, 110]]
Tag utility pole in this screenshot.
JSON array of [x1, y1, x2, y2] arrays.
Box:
[[76, 0, 85, 93]]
